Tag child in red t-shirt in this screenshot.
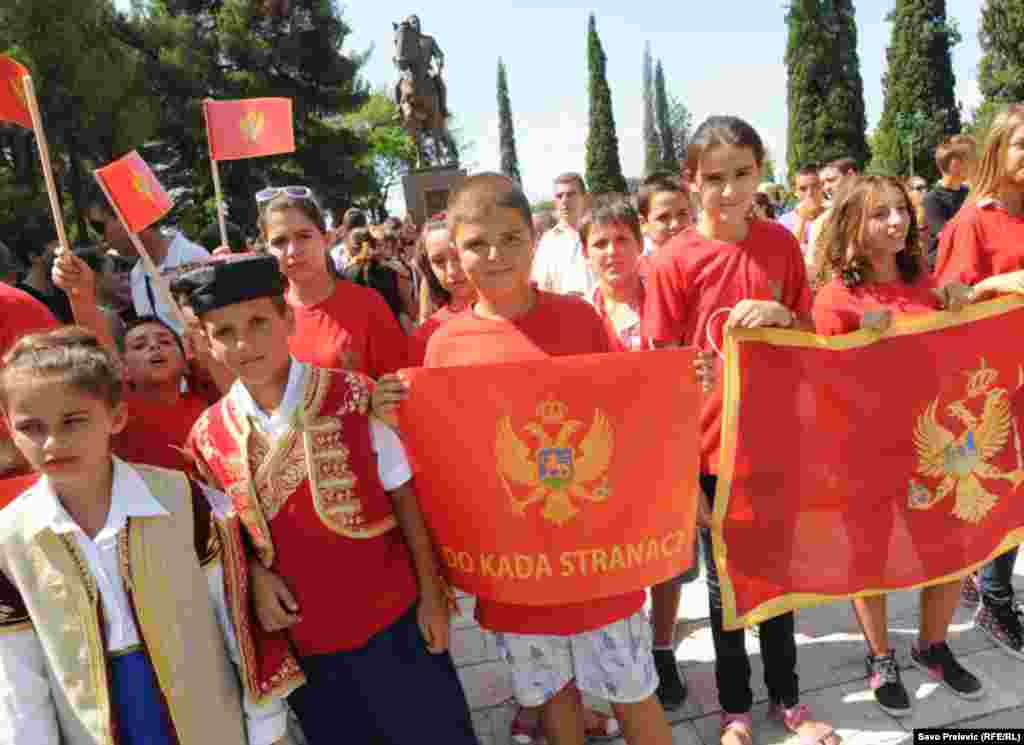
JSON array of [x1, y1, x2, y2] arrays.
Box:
[[811, 175, 1007, 716], [423, 174, 674, 745], [643, 116, 836, 745], [408, 216, 476, 365], [112, 315, 209, 472], [934, 105, 1024, 655]]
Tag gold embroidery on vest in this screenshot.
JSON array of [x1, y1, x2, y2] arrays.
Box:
[[55, 533, 114, 745], [221, 399, 276, 567], [249, 423, 306, 521]]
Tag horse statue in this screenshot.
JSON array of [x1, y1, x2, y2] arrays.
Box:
[[392, 16, 459, 169]]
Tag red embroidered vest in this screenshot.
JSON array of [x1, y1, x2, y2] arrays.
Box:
[[188, 367, 418, 698]]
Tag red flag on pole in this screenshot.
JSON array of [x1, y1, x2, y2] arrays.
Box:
[[0, 55, 32, 129], [94, 151, 172, 233], [714, 298, 1024, 630], [204, 98, 295, 161]]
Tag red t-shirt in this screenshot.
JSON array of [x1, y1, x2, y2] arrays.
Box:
[[642, 220, 812, 474], [934, 201, 1024, 285], [113, 391, 210, 472], [813, 276, 941, 336], [288, 280, 409, 379], [424, 290, 645, 635], [0, 285, 59, 442], [408, 305, 461, 366]]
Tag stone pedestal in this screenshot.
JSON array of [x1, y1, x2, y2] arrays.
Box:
[[402, 166, 466, 225]]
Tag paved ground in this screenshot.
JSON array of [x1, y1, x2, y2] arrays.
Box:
[[452, 553, 1024, 744]]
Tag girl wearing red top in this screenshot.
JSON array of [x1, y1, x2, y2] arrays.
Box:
[[811, 175, 1004, 716], [408, 216, 476, 365], [643, 116, 834, 745], [258, 188, 409, 379], [934, 104, 1024, 658]]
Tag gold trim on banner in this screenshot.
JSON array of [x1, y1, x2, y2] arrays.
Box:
[[714, 295, 1024, 630]]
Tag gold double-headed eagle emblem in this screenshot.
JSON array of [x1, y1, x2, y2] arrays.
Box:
[[910, 358, 1024, 523], [239, 110, 265, 144], [10, 78, 27, 111], [496, 399, 614, 526], [131, 168, 157, 204]]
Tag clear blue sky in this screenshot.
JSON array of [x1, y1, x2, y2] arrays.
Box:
[[117, 1, 985, 209]]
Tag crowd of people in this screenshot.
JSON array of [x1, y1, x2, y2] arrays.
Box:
[[0, 103, 1023, 745]]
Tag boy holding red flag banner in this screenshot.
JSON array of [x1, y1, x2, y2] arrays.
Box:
[[421, 174, 678, 745], [173, 254, 476, 745], [643, 117, 838, 745]]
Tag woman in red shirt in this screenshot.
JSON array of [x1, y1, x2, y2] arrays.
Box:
[[812, 175, 1024, 715], [934, 106, 1024, 656]]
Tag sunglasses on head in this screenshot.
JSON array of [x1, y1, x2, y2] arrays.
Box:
[[254, 185, 315, 205]]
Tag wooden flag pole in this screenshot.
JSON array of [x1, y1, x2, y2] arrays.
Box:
[[203, 99, 230, 250], [91, 172, 187, 330], [21, 75, 70, 256]]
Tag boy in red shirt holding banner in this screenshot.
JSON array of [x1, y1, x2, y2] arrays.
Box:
[[173, 254, 475, 745], [423, 174, 674, 745]]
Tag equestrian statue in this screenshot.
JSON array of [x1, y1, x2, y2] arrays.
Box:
[[392, 15, 459, 168]]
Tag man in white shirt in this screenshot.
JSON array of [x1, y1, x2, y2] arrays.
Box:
[[86, 193, 209, 334], [531, 172, 593, 297]]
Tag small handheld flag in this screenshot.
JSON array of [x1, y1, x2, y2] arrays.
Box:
[[94, 151, 172, 234], [0, 55, 32, 129], [204, 98, 295, 161]]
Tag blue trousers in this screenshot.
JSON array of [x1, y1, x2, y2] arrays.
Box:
[[287, 606, 477, 745], [979, 546, 1018, 606], [109, 650, 175, 745]]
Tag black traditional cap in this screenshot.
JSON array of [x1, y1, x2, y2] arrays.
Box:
[[170, 253, 286, 316]]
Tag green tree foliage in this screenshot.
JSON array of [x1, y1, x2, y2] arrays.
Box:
[[973, 0, 1024, 141], [652, 61, 677, 173], [872, 0, 961, 181], [584, 14, 627, 195], [496, 58, 522, 184], [642, 43, 659, 177], [785, 0, 870, 182], [0, 0, 158, 244], [112, 0, 371, 237], [342, 92, 415, 221]]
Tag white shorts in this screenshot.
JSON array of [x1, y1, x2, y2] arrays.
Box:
[[494, 611, 658, 707]]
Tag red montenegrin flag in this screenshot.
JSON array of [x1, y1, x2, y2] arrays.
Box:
[[399, 349, 700, 605], [715, 297, 1024, 629], [0, 55, 32, 129], [94, 151, 172, 233], [204, 98, 295, 160]]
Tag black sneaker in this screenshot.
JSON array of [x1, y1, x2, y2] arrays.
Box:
[[975, 599, 1024, 660], [910, 641, 985, 699], [865, 652, 911, 716], [653, 648, 688, 710]]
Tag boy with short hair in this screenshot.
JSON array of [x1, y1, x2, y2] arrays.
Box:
[[424, 173, 674, 745], [637, 174, 692, 258], [173, 254, 476, 745], [923, 135, 978, 264]]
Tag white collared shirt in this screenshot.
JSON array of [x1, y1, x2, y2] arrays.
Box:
[[40, 458, 167, 652], [531, 224, 594, 297], [130, 231, 210, 334], [230, 358, 412, 491], [0, 458, 288, 745]]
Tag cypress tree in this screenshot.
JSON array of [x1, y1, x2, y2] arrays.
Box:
[[496, 58, 522, 184], [785, 0, 870, 182], [872, 0, 961, 180], [975, 0, 1024, 136], [653, 61, 677, 174], [642, 42, 659, 176], [585, 13, 627, 194]]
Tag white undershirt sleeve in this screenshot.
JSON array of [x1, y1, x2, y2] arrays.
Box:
[[370, 419, 413, 491], [0, 628, 60, 745]]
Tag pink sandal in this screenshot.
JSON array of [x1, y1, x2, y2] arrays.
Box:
[[769, 703, 841, 745], [720, 712, 753, 745]]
